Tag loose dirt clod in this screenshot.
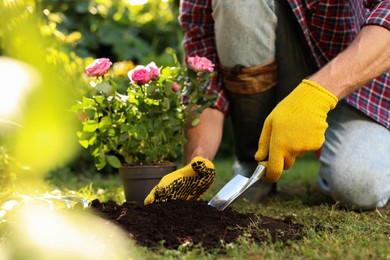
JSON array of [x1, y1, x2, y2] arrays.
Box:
[[90, 199, 304, 249]]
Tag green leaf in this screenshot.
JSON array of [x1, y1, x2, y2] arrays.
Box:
[[191, 117, 200, 127], [84, 109, 95, 119], [94, 95, 105, 104], [82, 96, 96, 106], [98, 116, 112, 129], [138, 101, 148, 112], [146, 84, 157, 95], [119, 132, 128, 142], [127, 95, 138, 105], [95, 157, 107, 171], [120, 124, 130, 131], [88, 135, 97, 146], [95, 82, 113, 94], [70, 103, 85, 111], [164, 83, 172, 95], [79, 139, 89, 148], [83, 121, 98, 132], [78, 131, 94, 140], [131, 125, 148, 139], [162, 97, 170, 111], [108, 128, 116, 137], [106, 155, 122, 168], [161, 66, 172, 77]]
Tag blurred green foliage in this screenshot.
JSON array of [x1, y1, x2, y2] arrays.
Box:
[[38, 0, 183, 64], [0, 0, 85, 192]]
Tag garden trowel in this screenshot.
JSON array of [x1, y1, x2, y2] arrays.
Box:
[[208, 164, 266, 211]]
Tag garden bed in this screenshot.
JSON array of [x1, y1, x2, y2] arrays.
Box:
[[90, 199, 304, 249]]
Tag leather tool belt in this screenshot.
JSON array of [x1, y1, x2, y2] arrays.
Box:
[[220, 60, 277, 94]]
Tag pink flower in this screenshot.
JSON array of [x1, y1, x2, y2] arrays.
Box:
[[187, 56, 214, 72], [146, 62, 159, 80], [172, 82, 181, 92], [128, 65, 152, 85], [85, 58, 112, 77]]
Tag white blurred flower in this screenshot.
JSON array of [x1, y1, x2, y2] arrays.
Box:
[[0, 57, 39, 117]]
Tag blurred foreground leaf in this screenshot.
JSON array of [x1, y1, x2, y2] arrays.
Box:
[[0, 1, 83, 191]]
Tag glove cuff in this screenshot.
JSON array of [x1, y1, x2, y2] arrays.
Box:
[[301, 79, 338, 109]]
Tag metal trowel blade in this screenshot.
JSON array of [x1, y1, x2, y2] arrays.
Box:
[[208, 164, 266, 211]]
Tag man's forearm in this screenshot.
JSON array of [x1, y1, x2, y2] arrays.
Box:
[[309, 25, 390, 99], [183, 107, 225, 164]]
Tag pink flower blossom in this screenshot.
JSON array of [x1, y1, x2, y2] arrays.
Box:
[[187, 56, 214, 72], [128, 65, 152, 85], [85, 58, 112, 77], [172, 82, 181, 92], [146, 62, 159, 80]]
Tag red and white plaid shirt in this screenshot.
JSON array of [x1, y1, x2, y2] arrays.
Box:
[[179, 0, 390, 130]]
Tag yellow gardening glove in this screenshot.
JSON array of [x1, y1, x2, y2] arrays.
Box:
[[255, 79, 338, 183], [144, 156, 215, 205]]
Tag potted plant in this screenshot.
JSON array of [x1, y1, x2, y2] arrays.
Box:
[[72, 56, 215, 202]]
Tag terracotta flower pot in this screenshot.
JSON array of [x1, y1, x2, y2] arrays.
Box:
[[119, 163, 177, 203]]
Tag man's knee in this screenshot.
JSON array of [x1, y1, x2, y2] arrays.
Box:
[[318, 104, 390, 210], [319, 156, 389, 210]]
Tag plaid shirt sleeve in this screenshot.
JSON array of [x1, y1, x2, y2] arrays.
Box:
[[289, 0, 390, 130], [179, 0, 229, 114], [363, 1, 390, 29], [345, 0, 390, 130]]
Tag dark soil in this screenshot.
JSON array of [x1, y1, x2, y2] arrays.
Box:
[[90, 199, 304, 250]]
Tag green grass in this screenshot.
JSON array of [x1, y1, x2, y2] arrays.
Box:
[[2, 153, 390, 259]]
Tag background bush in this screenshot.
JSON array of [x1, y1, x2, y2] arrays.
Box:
[[38, 0, 182, 64]]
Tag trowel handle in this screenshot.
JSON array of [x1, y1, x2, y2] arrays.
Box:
[[239, 164, 266, 193]]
